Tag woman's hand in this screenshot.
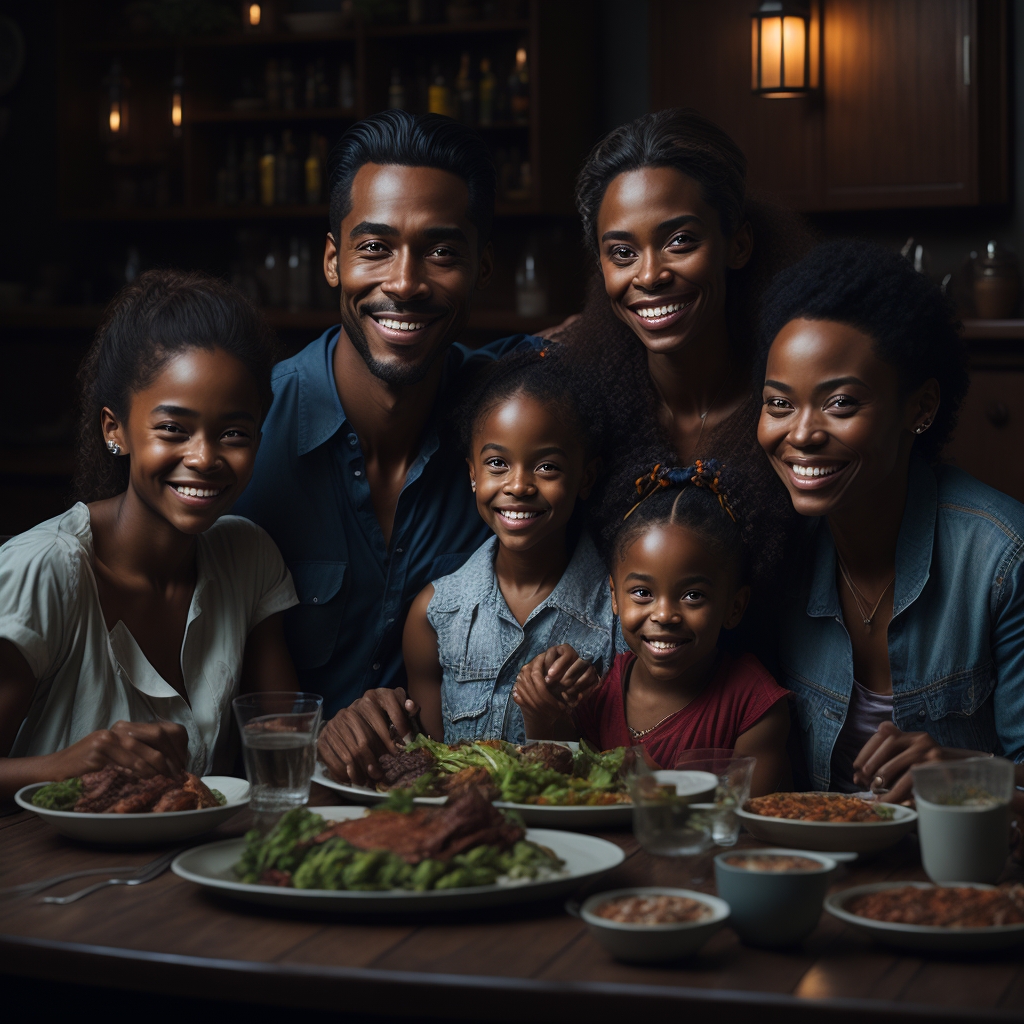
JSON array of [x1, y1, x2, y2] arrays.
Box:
[[852, 721, 985, 803], [528, 644, 601, 708], [513, 655, 579, 741], [316, 688, 420, 787]]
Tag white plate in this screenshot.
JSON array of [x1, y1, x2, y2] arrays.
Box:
[[15, 776, 250, 845], [825, 881, 1024, 951], [735, 801, 917, 853], [313, 764, 632, 828], [171, 805, 626, 912]]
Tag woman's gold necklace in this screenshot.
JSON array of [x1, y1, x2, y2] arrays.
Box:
[[835, 551, 895, 631]]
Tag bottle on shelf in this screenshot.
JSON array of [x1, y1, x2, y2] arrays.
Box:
[[220, 136, 239, 206], [509, 45, 529, 124], [259, 133, 276, 206], [413, 56, 430, 114], [338, 62, 355, 113], [315, 57, 330, 108], [388, 68, 406, 110], [515, 242, 547, 317], [241, 136, 258, 205], [281, 59, 296, 112], [287, 237, 312, 311], [305, 133, 323, 204], [428, 65, 451, 117], [478, 57, 495, 125], [259, 241, 286, 307], [277, 129, 300, 205], [265, 58, 280, 111], [304, 62, 317, 108], [455, 52, 474, 124]]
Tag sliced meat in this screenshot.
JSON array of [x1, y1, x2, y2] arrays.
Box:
[[73, 764, 137, 813], [520, 742, 574, 775], [106, 774, 180, 813], [181, 772, 220, 808], [439, 766, 498, 801], [377, 747, 437, 790], [152, 788, 198, 813]]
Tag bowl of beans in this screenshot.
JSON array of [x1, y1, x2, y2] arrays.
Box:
[[579, 887, 730, 963], [713, 848, 837, 948]]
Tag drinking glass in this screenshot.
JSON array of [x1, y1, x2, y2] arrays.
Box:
[[674, 749, 756, 847], [628, 755, 716, 857], [912, 756, 1015, 883], [233, 692, 323, 822]]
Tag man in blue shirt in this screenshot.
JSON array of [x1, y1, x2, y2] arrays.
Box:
[[233, 111, 538, 784]]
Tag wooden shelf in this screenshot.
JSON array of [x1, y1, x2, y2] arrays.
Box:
[[962, 319, 1024, 340], [0, 306, 563, 336], [189, 108, 357, 124], [72, 20, 530, 53]]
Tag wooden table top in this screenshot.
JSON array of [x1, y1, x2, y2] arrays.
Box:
[[2, 785, 1022, 1024]]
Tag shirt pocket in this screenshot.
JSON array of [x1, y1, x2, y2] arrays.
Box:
[[283, 560, 347, 671], [908, 665, 998, 750], [441, 664, 499, 738], [548, 618, 613, 675]]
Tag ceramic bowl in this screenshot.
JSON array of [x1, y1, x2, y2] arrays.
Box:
[[714, 848, 836, 947], [579, 886, 730, 963]]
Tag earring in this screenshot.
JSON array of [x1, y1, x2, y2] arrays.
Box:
[[106, 440, 122, 456], [471, 481, 476, 492], [914, 420, 933, 435]]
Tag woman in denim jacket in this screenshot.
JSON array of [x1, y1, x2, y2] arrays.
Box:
[[402, 346, 616, 745], [756, 240, 1024, 801]]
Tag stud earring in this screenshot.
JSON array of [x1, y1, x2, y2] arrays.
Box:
[[106, 440, 122, 456], [914, 420, 933, 435], [471, 481, 476, 492]]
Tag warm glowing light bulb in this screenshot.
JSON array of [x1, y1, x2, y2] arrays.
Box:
[[248, 3, 261, 26], [109, 103, 121, 132], [171, 93, 182, 127], [515, 47, 526, 67]]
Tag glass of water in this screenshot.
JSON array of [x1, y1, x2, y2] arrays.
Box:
[[628, 759, 717, 857], [674, 749, 756, 847], [233, 692, 323, 824]]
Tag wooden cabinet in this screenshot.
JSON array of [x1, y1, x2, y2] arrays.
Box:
[[944, 355, 1024, 504], [649, 0, 1008, 211]]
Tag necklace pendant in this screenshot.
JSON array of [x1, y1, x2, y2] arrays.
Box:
[[863, 617, 872, 628]]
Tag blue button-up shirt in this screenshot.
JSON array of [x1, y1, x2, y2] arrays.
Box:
[[778, 457, 1024, 789], [232, 327, 539, 715]]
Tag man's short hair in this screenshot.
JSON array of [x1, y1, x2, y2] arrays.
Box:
[[327, 110, 495, 247]]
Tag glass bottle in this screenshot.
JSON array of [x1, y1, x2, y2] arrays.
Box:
[[455, 52, 474, 124], [259, 133, 276, 206], [338, 62, 355, 112], [509, 45, 529, 124], [277, 129, 300, 204], [515, 243, 547, 317], [388, 68, 406, 110], [241, 136, 258, 204], [428, 65, 451, 116], [478, 57, 495, 125], [305, 133, 322, 204]]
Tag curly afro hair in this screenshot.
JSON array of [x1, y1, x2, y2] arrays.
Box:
[[754, 239, 969, 462]]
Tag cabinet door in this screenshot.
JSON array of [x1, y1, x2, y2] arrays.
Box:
[[945, 367, 1024, 503], [822, 0, 975, 208]]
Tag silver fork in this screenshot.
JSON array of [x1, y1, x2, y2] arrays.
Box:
[[40, 848, 181, 905], [1, 863, 142, 899]]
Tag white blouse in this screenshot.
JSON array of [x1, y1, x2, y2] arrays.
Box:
[[0, 503, 298, 774]]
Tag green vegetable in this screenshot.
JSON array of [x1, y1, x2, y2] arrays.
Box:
[[235, 806, 326, 883], [210, 789, 227, 806], [873, 803, 896, 820], [31, 778, 83, 810]]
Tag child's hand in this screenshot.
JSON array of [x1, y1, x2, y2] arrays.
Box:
[[513, 659, 574, 738], [536, 644, 601, 708]]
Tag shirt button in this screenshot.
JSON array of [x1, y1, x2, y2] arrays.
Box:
[[372, 662, 381, 671], [348, 433, 358, 446], [387, 617, 394, 624], [354, 470, 362, 477], [312, 597, 318, 604], [918, 709, 926, 718], [395, 547, 403, 554]]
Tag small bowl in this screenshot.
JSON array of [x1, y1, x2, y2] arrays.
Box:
[[714, 848, 835, 947], [580, 886, 730, 963]]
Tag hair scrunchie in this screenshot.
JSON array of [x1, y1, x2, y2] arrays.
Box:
[[624, 458, 737, 522]]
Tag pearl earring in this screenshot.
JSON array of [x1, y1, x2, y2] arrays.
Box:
[[914, 420, 933, 435], [471, 481, 476, 492], [106, 440, 122, 456]]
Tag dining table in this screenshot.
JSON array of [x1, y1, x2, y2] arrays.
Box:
[[2, 783, 1022, 1024]]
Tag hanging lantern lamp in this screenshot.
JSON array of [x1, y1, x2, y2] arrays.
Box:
[[751, 1, 819, 97]]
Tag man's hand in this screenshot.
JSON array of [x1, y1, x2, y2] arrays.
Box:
[[51, 720, 190, 781], [317, 688, 420, 787], [852, 721, 984, 803]]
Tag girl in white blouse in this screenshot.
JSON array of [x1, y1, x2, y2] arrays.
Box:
[[0, 270, 299, 800]]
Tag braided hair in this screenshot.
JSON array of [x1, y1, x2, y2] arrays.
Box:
[[611, 459, 751, 582], [72, 269, 278, 504]]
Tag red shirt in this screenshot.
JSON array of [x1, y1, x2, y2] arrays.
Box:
[[574, 651, 790, 768]]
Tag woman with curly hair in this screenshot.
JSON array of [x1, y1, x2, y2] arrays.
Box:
[[559, 108, 811, 592], [0, 269, 299, 800], [757, 239, 1024, 800]]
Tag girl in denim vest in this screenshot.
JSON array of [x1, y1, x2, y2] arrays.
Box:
[[401, 346, 616, 745], [515, 460, 792, 797]]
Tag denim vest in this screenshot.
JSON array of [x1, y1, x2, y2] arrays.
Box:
[[427, 531, 616, 744], [779, 458, 1024, 790]]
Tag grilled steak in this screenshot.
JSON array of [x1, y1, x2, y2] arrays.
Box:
[[520, 742, 574, 775], [378, 747, 437, 790]]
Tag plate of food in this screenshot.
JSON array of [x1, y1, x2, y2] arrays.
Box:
[[315, 739, 635, 828], [15, 765, 250, 844], [825, 881, 1024, 951], [735, 793, 917, 853], [172, 787, 626, 912]]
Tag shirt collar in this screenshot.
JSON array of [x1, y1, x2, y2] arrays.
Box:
[[544, 531, 607, 621], [805, 455, 936, 618]]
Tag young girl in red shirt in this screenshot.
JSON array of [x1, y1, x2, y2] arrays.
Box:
[[513, 460, 791, 796]]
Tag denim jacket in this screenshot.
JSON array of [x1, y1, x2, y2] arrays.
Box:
[[779, 458, 1024, 790], [427, 531, 616, 745]]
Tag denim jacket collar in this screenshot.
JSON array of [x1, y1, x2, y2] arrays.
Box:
[[806, 456, 936, 620]]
